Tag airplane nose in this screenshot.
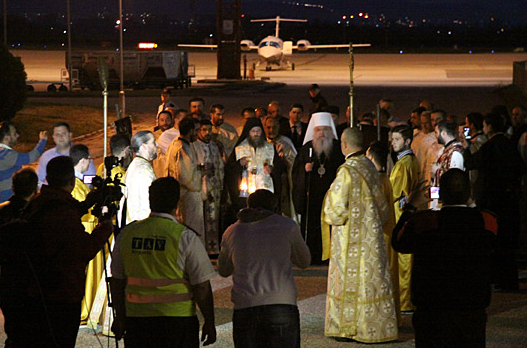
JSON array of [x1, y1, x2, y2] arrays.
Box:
[[258, 47, 277, 59]]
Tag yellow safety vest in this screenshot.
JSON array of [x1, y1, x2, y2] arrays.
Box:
[[120, 217, 195, 317]]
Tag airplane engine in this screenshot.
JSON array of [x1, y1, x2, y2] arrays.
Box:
[[296, 40, 311, 51], [241, 40, 255, 51]]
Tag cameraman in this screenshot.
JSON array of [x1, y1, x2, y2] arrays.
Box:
[[23, 156, 113, 348], [96, 134, 131, 180], [392, 169, 497, 348]]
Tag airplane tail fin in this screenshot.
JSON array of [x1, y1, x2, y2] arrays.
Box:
[[250, 16, 307, 37]]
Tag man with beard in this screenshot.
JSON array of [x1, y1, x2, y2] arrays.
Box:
[[264, 116, 297, 219], [225, 118, 284, 218], [166, 117, 207, 243], [152, 110, 175, 177], [433, 121, 464, 187], [118, 131, 157, 226], [389, 125, 421, 312], [292, 112, 344, 264], [192, 120, 224, 254], [210, 104, 238, 159]]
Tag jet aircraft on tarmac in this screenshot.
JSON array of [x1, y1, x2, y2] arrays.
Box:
[[179, 16, 370, 71]]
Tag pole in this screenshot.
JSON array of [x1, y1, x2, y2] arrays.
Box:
[[348, 43, 354, 127], [118, 0, 125, 118], [376, 103, 381, 141], [3, 0, 6, 46], [103, 89, 108, 178], [67, 0, 72, 91], [304, 147, 312, 242]]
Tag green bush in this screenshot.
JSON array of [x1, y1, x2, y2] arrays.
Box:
[[0, 45, 27, 122]]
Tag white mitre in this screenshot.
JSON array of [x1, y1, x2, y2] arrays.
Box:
[[303, 112, 338, 145]]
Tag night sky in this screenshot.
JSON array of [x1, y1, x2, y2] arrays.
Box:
[[6, 0, 527, 24]]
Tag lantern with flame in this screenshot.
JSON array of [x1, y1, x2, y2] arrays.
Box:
[[239, 168, 249, 197]]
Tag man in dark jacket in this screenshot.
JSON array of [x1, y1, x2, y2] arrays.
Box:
[[0, 169, 39, 348], [392, 169, 497, 348], [22, 156, 113, 348], [463, 112, 526, 290]]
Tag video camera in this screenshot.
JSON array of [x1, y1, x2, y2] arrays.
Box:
[[90, 155, 125, 219]]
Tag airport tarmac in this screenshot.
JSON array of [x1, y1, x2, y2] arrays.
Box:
[[11, 49, 527, 91]]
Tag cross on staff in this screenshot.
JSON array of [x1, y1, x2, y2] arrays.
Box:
[[349, 43, 355, 128]]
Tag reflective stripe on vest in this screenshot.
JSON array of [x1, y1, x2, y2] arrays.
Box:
[[127, 277, 189, 287], [126, 292, 193, 304]]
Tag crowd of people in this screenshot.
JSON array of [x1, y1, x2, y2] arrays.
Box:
[[0, 84, 525, 347]]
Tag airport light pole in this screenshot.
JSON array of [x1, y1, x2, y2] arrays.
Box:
[[3, 0, 6, 46], [118, 0, 125, 118], [66, 0, 72, 91], [348, 43, 354, 127]]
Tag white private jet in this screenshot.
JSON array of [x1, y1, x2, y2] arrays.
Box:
[[179, 16, 370, 71]]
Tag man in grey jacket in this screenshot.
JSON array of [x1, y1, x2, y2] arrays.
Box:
[[218, 189, 311, 348]]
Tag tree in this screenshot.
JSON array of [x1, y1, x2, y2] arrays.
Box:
[[0, 44, 27, 122]]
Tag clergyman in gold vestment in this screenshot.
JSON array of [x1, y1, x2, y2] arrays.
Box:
[[322, 128, 398, 343]]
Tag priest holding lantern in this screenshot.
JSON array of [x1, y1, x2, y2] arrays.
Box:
[[224, 118, 285, 221]]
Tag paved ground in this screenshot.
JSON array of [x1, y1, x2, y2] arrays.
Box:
[[12, 50, 527, 91], [1, 267, 525, 347]]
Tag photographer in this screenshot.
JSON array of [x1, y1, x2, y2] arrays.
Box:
[[96, 134, 131, 180], [23, 156, 113, 348]]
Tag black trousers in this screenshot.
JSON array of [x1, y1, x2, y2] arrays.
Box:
[[124, 316, 199, 348], [3, 299, 81, 348], [233, 304, 300, 348], [413, 308, 487, 348]]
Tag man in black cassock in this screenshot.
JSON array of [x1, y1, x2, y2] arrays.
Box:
[[224, 118, 285, 227], [293, 112, 344, 265]]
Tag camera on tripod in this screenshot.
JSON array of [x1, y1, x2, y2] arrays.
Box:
[[90, 155, 125, 219]]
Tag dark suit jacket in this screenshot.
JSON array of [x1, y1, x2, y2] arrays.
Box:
[[285, 122, 308, 150]]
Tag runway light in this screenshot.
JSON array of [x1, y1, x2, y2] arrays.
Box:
[[62, 43, 65, 47], [63, 30, 67, 34], [138, 42, 158, 49], [337, 21, 341, 24], [491, 50, 495, 53], [209, 34, 213, 37], [359, 12, 363, 17], [399, 50, 403, 54], [364, 14, 369, 19], [350, 15, 354, 19], [116, 20, 121, 25], [448, 31, 452, 35], [342, 16, 346, 20], [469, 50, 472, 54]]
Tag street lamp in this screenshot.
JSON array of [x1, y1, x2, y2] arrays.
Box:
[[118, 0, 125, 118], [3, 0, 7, 46], [66, 0, 72, 91]]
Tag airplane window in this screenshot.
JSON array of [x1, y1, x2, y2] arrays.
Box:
[[270, 42, 280, 48], [259, 42, 270, 48]]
